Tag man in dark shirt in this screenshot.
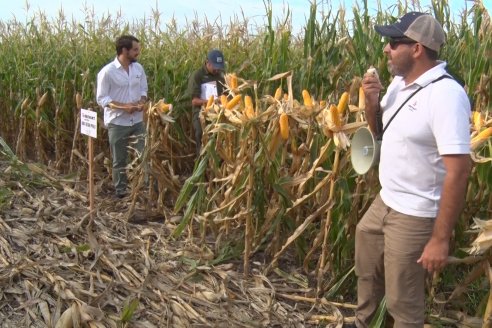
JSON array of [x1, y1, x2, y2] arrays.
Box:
[[187, 49, 226, 156]]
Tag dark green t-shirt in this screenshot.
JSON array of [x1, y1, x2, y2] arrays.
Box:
[[187, 65, 226, 114]]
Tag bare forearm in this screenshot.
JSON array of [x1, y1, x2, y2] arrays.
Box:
[[432, 166, 470, 241], [192, 97, 206, 107], [417, 155, 470, 272], [365, 103, 382, 138]]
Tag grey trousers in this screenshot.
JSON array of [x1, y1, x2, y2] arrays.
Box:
[[355, 194, 435, 327], [192, 107, 202, 156], [107, 122, 145, 195]]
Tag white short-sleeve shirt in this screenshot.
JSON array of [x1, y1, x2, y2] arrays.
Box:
[[379, 62, 471, 217]]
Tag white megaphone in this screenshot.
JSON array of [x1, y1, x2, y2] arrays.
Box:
[[350, 126, 381, 174]]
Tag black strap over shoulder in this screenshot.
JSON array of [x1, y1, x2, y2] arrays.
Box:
[[379, 75, 453, 140]]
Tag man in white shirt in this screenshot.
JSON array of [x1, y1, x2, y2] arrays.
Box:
[[96, 35, 148, 198], [356, 12, 471, 326]]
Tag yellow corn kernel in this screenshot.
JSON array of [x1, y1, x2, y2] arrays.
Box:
[[337, 91, 349, 115], [279, 113, 289, 140], [320, 100, 327, 108], [206, 95, 214, 109], [230, 74, 238, 90], [302, 90, 312, 108], [330, 104, 341, 128], [226, 94, 242, 110], [274, 87, 282, 100], [473, 111, 483, 131], [471, 127, 492, 143], [358, 87, 366, 110], [220, 95, 228, 108]]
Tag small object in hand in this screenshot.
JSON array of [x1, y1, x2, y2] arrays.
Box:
[[366, 66, 379, 79]]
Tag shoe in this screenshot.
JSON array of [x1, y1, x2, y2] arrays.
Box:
[[115, 192, 127, 199]]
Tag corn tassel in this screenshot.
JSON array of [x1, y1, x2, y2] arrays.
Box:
[[302, 90, 313, 108], [274, 87, 282, 100], [358, 87, 365, 110], [337, 91, 349, 115], [226, 95, 242, 110], [279, 113, 289, 140]]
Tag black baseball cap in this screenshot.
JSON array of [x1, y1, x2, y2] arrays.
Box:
[[207, 49, 225, 70]]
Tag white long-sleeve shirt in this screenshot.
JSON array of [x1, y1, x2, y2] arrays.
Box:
[[96, 57, 148, 127]]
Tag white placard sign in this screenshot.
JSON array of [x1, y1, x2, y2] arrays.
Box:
[[200, 81, 218, 100], [81, 108, 97, 138]]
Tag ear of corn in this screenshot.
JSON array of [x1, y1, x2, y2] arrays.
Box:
[[274, 87, 282, 100], [206, 95, 214, 109], [279, 113, 289, 140], [358, 87, 365, 110], [337, 91, 349, 115], [244, 95, 255, 118], [230, 74, 238, 91], [220, 95, 228, 108], [471, 127, 492, 143], [302, 90, 313, 108], [75, 92, 82, 110], [330, 104, 341, 128], [226, 94, 242, 110], [473, 111, 483, 131], [157, 101, 171, 113]]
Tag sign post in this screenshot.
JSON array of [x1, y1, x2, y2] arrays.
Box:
[[80, 108, 97, 220]]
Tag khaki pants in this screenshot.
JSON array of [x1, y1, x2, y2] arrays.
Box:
[[355, 194, 435, 327]]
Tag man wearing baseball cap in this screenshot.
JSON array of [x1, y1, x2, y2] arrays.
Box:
[[355, 12, 471, 326], [187, 49, 226, 155]]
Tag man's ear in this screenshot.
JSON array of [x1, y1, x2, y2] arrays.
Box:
[[413, 43, 426, 59]]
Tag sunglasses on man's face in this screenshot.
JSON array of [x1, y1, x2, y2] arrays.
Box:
[[388, 38, 417, 50]]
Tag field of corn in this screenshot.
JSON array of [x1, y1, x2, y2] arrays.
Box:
[[0, 0, 491, 326]]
